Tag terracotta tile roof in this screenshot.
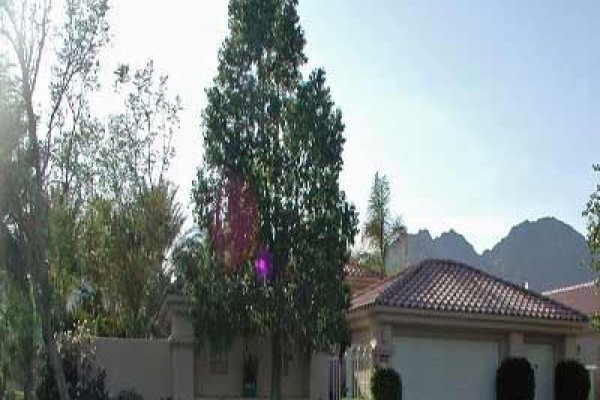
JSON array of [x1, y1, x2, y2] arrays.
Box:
[[343, 261, 385, 295], [343, 260, 384, 279], [544, 281, 600, 317], [350, 259, 588, 322]]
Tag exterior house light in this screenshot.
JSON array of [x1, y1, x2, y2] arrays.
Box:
[[370, 338, 378, 350]]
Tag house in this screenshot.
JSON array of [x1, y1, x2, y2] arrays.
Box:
[[346, 259, 590, 400], [95, 259, 590, 400], [544, 281, 600, 400]]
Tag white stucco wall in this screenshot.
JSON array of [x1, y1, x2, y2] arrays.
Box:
[[309, 353, 329, 400], [95, 337, 173, 400], [576, 333, 600, 400], [95, 335, 314, 400]]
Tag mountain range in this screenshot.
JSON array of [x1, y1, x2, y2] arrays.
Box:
[[384, 217, 595, 292]]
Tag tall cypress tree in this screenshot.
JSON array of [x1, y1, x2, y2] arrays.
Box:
[[189, 0, 358, 398]]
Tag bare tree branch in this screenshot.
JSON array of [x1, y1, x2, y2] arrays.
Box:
[[30, 0, 50, 93]]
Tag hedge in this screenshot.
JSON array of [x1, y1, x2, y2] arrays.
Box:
[[555, 360, 590, 400], [371, 367, 402, 400], [496, 357, 534, 400]]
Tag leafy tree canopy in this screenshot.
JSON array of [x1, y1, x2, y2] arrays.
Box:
[[181, 0, 358, 398], [361, 172, 406, 271], [1, 0, 183, 395], [584, 164, 600, 274], [51, 62, 184, 338]]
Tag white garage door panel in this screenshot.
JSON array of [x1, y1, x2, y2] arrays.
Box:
[[526, 344, 555, 400], [394, 337, 499, 400]]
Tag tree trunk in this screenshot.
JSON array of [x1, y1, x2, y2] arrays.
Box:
[[22, 293, 36, 400], [28, 159, 71, 400], [22, 66, 71, 400], [380, 220, 385, 264], [6, 6, 72, 398], [403, 233, 408, 269], [270, 331, 283, 400], [33, 269, 70, 400]]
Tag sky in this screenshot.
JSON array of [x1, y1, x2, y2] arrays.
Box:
[[94, 0, 599, 252]]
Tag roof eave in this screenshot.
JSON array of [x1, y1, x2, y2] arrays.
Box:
[[347, 305, 589, 334]]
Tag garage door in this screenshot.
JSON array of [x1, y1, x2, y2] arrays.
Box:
[[526, 343, 555, 400], [393, 336, 499, 400]]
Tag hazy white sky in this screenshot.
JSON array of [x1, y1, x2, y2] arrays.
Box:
[[82, 0, 599, 252]]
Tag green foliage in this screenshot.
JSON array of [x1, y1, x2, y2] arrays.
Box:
[[496, 357, 534, 400], [47, 61, 183, 338], [0, 55, 40, 398], [0, 272, 39, 395], [173, 233, 263, 350], [100, 60, 182, 200], [2, 5, 182, 397], [36, 323, 109, 400], [584, 164, 600, 275], [4, 391, 24, 400], [71, 62, 183, 338], [2, 0, 111, 397], [362, 173, 406, 271], [370, 368, 402, 400], [49, 193, 83, 332], [74, 184, 183, 337], [186, 0, 357, 397], [555, 360, 590, 400], [0, 55, 23, 165], [352, 251, 385, 273], [115, 390, 144, 400]]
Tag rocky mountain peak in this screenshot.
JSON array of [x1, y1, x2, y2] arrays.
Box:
[[385, 217, 594, 291]]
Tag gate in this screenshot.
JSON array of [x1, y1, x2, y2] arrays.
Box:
[[328, 345, 373, 400]]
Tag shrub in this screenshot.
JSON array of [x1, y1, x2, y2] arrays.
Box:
[[496, 357, 534, 400], [36, 323, 109, 400], [4, 392, 18, 400], [371, 367, 402, 400], [555, 360, 590, 400], [116, 390, 144, 400]]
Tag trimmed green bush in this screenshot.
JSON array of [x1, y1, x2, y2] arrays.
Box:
[[555, 360, 590, 400], [371, 367, 402, 400], [496, 357, 534, 400]]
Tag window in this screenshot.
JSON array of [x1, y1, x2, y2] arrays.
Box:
[[210, 349, 228, 375]]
